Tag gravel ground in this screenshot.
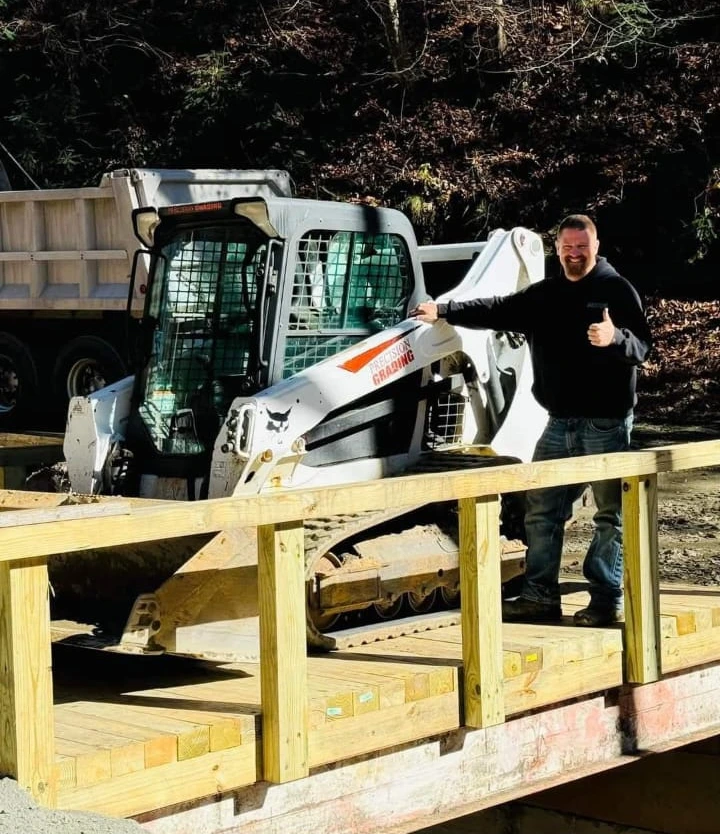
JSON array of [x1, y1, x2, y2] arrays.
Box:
[[562, 421, 720, 586]]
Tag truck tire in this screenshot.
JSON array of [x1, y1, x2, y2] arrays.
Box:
[[53, 336, 127, 405], [0, 332, 39, 429]]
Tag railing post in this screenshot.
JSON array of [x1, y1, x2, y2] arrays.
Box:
[[257, 520, 309, 783], [622, 475, 661, 683], [0, 557, 56, 806], [458, 495, 505, 728]]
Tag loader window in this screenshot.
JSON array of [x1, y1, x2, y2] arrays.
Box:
[[284, 230, 411, 376], [137, 223, 268, 457]]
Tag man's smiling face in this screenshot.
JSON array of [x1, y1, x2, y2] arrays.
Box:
[[556, 226, 599, 281]]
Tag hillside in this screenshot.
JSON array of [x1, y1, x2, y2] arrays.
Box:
[[639, 298, 720, 426], [2, 1, 720, 418], [1, 1, 719, 296]]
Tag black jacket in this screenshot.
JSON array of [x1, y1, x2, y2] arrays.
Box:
[[436, 257, 652, 418]]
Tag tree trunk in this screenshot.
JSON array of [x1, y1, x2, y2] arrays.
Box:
[[496, 0, 508, 56]]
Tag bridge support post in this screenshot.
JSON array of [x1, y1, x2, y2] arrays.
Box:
[[458, 494, 505, 728], [0, 557, 56, 806], [622, 474, 661, 683], [258, 521, 309, 782]]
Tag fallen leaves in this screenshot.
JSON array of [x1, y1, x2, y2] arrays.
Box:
[[637, 298, 720, 423]]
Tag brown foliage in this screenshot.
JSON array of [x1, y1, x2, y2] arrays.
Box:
[[638, 299, 720, 423], [1, 1, 719, 293]]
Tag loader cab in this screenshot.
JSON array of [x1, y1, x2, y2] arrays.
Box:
[[126, 199, 281, 483], [126, 197, 420, 486]]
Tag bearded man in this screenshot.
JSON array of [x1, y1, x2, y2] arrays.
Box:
[[410, 214, 652, 626]]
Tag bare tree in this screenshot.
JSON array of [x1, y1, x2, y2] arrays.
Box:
[[495, 0, 508, 55], [365, 0, 407, 70]]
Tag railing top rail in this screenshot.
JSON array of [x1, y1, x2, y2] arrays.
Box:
[[1, 439, 719, 563]]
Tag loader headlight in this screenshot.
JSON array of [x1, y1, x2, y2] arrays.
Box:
[[232, 199, 280, 238]]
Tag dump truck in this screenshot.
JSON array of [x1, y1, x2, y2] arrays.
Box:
[[0, 168, 292, 430], [55, 186, 548, 659]]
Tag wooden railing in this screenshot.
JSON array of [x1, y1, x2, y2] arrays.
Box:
[[1, 439, 720, 804]]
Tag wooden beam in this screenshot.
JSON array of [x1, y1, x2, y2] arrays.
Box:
[[0, 489, 170, 510], [309, 691, 459, 768], [0, 433, 64, 451], [458, 495, 504, 727], [57, 745, 257, 818], [622, 475, 661, 683], [112, 665, 720, 834], [257, 521, 308, 783], [1, 440, 719, 565], [0, 500, 131, 528], [0, 558, 55, 806], [0, 441, 707, 563]]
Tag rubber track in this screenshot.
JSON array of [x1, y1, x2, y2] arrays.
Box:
[[303, 452, 520, 573], [303, 452, 521, 649]]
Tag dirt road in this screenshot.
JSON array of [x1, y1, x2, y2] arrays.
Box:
[[563, 421, 720, 586]]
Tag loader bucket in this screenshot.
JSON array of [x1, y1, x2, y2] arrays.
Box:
[[49, 525, 264, 661]]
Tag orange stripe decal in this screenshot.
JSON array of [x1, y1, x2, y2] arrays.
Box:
[[339, 325, 418, 373]]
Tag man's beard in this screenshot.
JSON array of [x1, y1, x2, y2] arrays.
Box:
[[562, 258, 587, 278]]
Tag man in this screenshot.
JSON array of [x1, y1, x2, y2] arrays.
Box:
[[410, 215, 652, 626]]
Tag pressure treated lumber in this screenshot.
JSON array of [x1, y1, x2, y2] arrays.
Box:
[[2, 439, 720, 564], [0, 433, 64, 489], [54, 705, 178, 770], [115, 664, 720, 833], [42, 586, 720, 820], [0, 500, 131, 528], [0, 558, 56, 805], [257, 520, 308, 783], [2, 437, 720, 817], [0, 432, 64, 462], [57, 746, 258, 819], [458, 495, 504, 727], [622, 475, 661, 683], [662, 623, 720, 672], [308, 690, 459, 768]]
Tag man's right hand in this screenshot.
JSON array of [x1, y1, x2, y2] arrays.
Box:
[[409, 301, 439, 323]]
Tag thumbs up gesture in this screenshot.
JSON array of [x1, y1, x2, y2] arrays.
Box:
[[588, 307, 615, 347]]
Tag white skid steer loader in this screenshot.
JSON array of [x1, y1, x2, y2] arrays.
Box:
[[59, 191, 547, 659]]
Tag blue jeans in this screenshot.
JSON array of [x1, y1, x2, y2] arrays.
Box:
[[521, 415, 633, 613]]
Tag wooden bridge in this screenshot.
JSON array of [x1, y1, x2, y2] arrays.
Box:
[[1, 437, 720, 833]]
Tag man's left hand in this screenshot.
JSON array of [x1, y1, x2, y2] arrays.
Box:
[[588, 307, 615, 347]]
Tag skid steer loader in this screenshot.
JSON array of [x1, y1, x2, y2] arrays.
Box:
[[57, 191, 547, 659]]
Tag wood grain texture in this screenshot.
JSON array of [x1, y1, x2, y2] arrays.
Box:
[[0, 558, 55, 805], [458, 495, 504, 728], [2, 440, 720, 563], [258, 521, 308, 783], [622, 475, 661, 683]]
